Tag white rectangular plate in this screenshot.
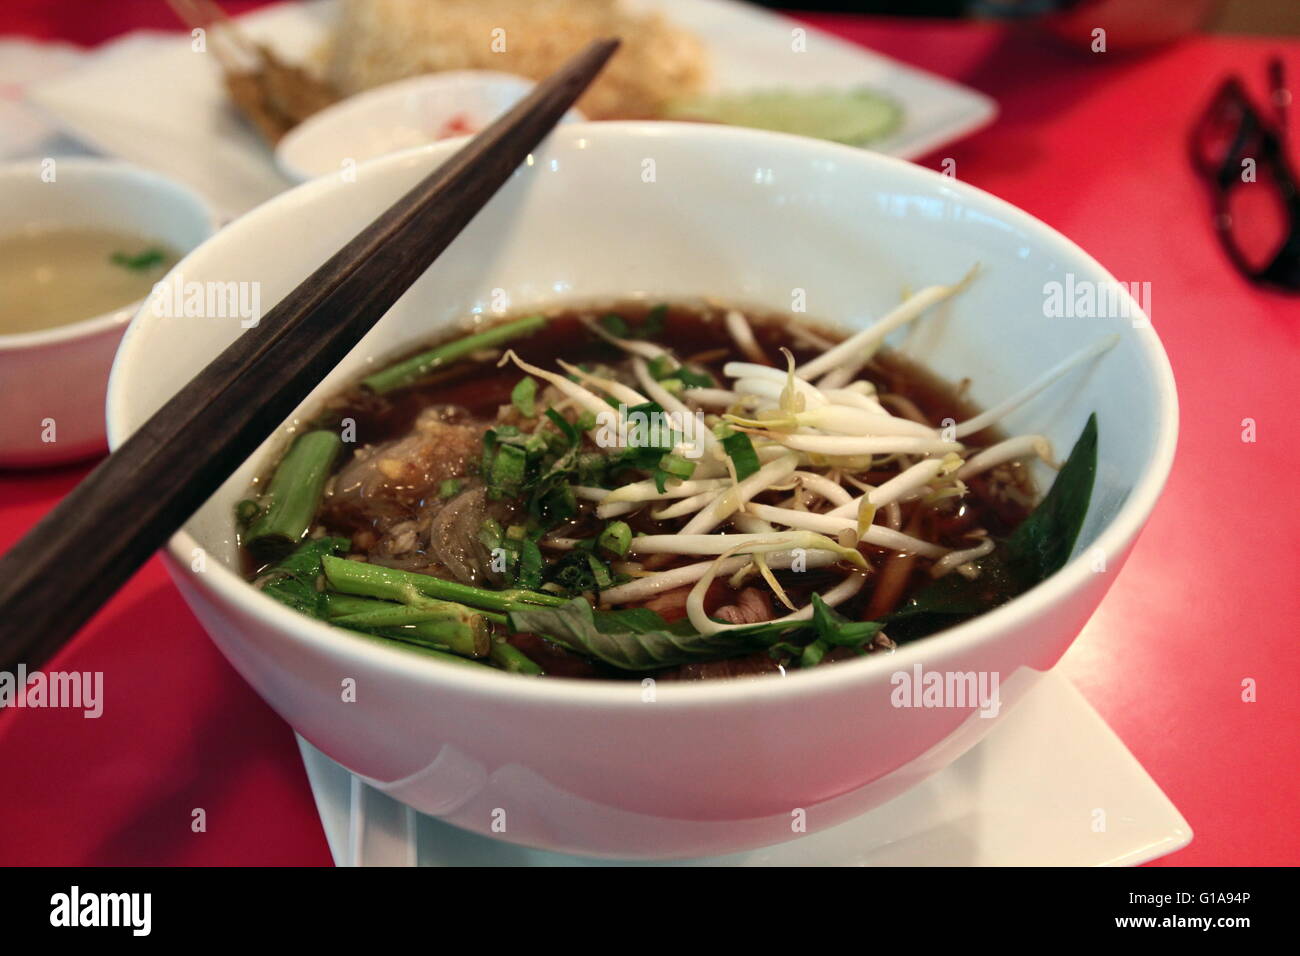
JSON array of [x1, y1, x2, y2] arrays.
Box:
[[27, 0, 996, 219], [297, 670, 1191, 867]]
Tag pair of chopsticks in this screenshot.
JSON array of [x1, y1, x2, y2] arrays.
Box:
[[0, 39, 619, 672]]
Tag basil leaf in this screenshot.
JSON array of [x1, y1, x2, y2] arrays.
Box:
[[811, 593, 884, 648], [889, 413, 1098, 637], [257, 537, 350, 619]]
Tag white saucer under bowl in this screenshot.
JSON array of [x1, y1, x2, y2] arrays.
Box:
[[296, 670, 1190, 867]]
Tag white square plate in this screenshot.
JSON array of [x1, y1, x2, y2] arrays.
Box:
[[27, 0, 996, 219], [297, 670, 1191, 867]]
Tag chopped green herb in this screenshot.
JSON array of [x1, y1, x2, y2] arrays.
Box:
[[598, 313, 630, 338], [477, 517, 503, 552], [437, 478, 463, 499], [511, 376, 538, 418], [597, 520, 632, 558], [110, 247, 167, 272], [717, 427, 761, 480], [489, 442, 528, 497], [640, 304, 668, 339], [516, 539, 544, 590], [676, 366, 715, 389], [658, 452, 696, 481]]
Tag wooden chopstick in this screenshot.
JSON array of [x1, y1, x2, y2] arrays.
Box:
[[0, 38, 619, 672]]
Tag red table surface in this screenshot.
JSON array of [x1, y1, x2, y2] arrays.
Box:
[[1, 1, 1297, 867]]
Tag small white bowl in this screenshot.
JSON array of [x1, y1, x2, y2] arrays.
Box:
[[276, 71, 587, 183], [109, 124, 1177, 859], [0, 159, 217, 467]]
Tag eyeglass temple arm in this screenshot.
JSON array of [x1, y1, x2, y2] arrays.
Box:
[[1268, 58, 1289, 147]]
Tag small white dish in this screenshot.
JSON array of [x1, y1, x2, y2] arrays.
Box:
[[27, 0, 996, 217], [298, 671, 1192, 866], [276, 71, 586, 183], [0, 158, 216, 467]]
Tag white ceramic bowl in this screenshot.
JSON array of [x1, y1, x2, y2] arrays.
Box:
[[107, 124, 1177, 859], [0, 159, 217, 467], [275, 71, 586, 183]]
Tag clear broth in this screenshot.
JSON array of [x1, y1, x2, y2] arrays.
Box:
[[0, 228, 179, 335]]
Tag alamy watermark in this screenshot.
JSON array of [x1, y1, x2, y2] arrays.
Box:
[[149, 271, 263, 328], [0, 664, 102, 718], [50, 886, 150, 936], [1043, 273, 1150, 327], [890, 663, 1001, 718], [593, 405, 708, 458]]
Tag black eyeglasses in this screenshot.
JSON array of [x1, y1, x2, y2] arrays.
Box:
[[1190, 58, 1300, 292]]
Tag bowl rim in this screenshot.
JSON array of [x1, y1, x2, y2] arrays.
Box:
[[108, 121, 1179, 710], [0, 157, 219, 351]]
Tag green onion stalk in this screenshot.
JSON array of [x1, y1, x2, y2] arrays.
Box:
[[244, 430, 342, 558], [322, 555, 568, 614], [362, 314, 547, 395], [339, 629, 494, 669], [323, 593, 492, 659], [489, 638, 545, 676]]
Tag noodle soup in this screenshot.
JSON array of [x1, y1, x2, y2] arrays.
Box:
[[237, 294, 1102, 682]]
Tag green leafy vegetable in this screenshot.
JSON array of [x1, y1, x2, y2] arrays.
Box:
[[508, 598, 793, 671], [888, 413, 1098, 639], [257, 536, 350, 619], [811, 593, 885, 649]]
